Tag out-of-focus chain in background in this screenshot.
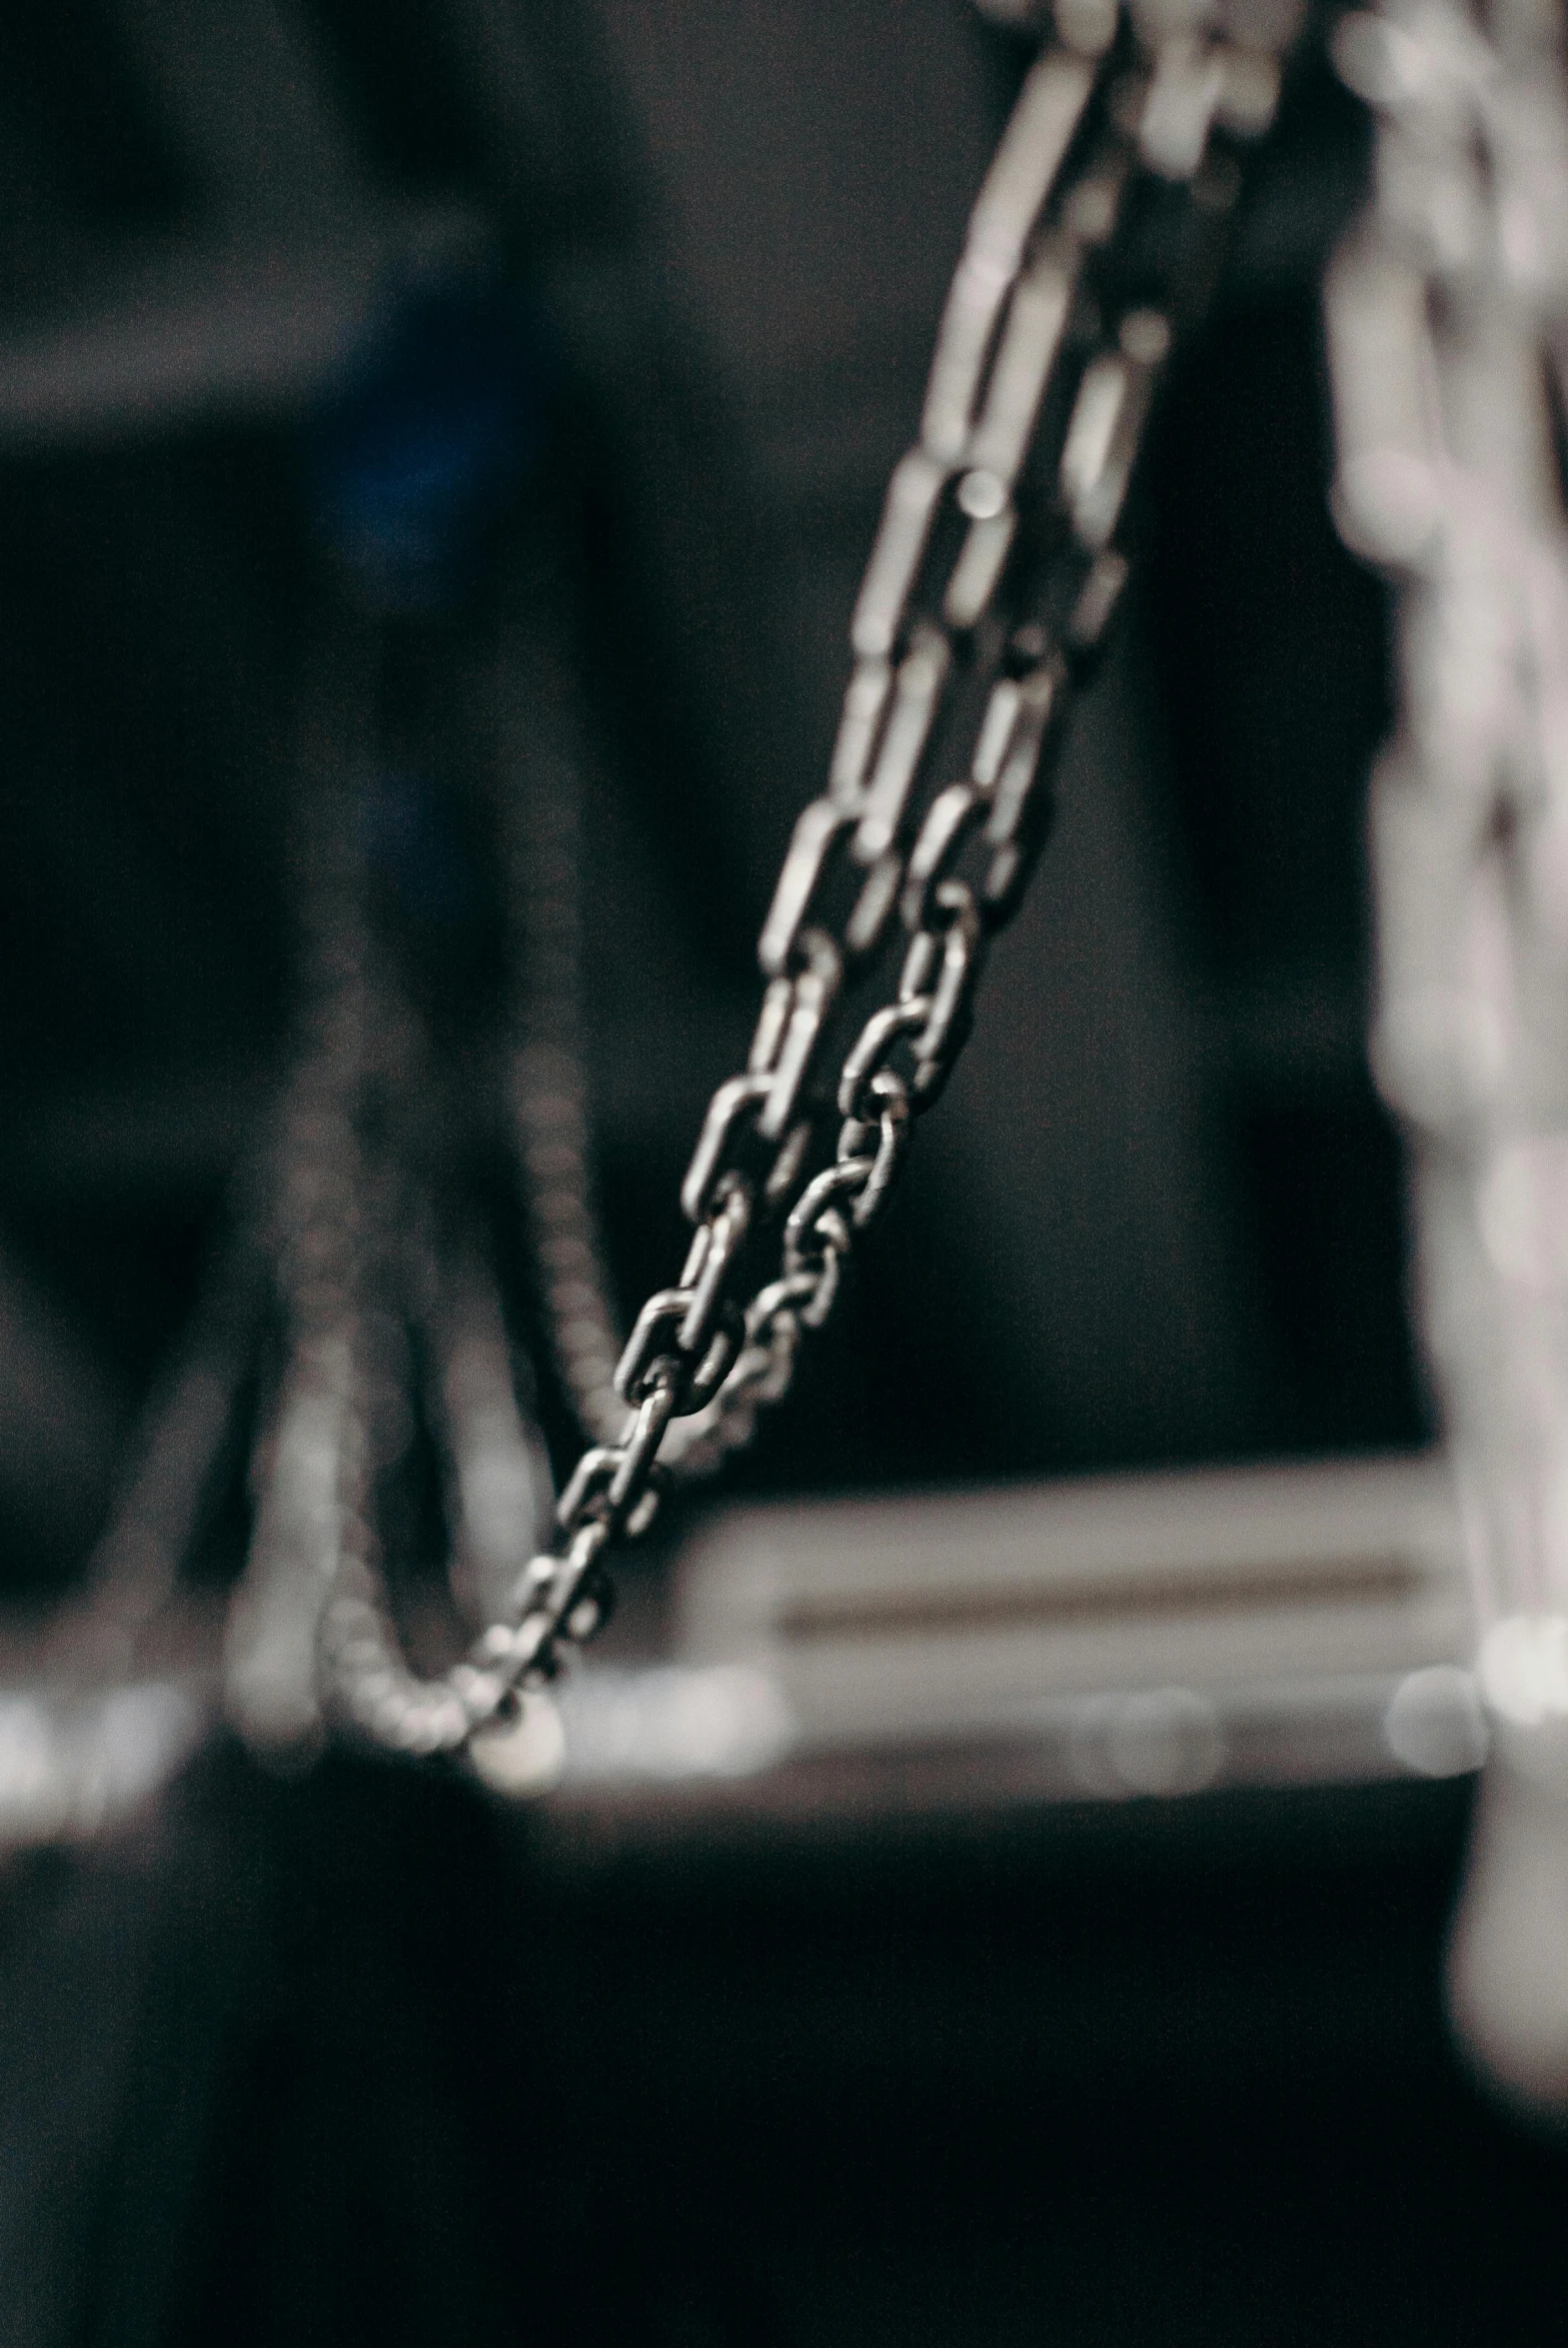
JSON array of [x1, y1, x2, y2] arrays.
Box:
[[1328, 0, 1568, 2103]]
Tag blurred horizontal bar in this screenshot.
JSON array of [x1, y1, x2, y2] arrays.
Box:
[[0, 1456, 1482, 1850], [537, 1454, 1481, 1838]]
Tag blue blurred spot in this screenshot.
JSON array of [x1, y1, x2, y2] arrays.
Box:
[[303, 279, 545, 609]]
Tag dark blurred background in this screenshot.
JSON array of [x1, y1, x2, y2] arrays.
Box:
[[2, 4, 1561, 2345]]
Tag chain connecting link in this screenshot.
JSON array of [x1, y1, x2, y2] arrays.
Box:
[[322, 0, 1296, 1760], [1327, 0, 1568, 1716]]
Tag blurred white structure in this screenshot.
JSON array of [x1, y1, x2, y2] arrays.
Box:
[[503, 1452, 1482, 1835], [3, 1450, 1483, 1851], [1328, 0, 1568, 2109]]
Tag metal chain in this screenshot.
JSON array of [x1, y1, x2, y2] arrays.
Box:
[[221, 645, 558, 1754], [1327, 0, 1568, 1719], [320, 0, 1298, 1766], [224, 634, 379, 1752], [318, 963, 570, 1758], [494, 558, 629, 1453]]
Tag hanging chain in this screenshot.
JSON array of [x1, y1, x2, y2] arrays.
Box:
[[224, 629, 381, 1751], [1327, 0, 1568, 1719], [221, 664, 551, 1750], [494, 562, 629, 1453], [319, 0, 1299, 1763]]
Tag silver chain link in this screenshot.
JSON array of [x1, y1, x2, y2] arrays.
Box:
[[319, 0, 1299, 1767]]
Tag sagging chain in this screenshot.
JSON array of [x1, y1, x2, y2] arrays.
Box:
[[1327, 0, 1568, 1715], [320, 0, 1298, 1767], [224, 642, 561, 1758]]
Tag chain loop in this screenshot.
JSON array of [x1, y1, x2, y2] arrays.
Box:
[[614, 1287, 743, 1416], [680, 1073, 773, 1225], [677, 1179, 753, 1348], [836, 1070, 912, 1229], [759, 800, 899, 979], [898, 883, 987, 1107], [748, 927, 842, 1143], [837, 1000, 932, 1126]]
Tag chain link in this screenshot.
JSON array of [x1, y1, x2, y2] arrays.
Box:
[[323, 0, 1297, 1761]]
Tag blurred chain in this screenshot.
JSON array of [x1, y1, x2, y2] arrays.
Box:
[[221, 623, 560, 1755], [224, 628, 378, 1753], [418, 1223, 558, 1630], [1327, 0, 1568, 1711], [494, 565, 628, 1451], [320, 0, 1299, 1767], [320, 984, 567, 1757]]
